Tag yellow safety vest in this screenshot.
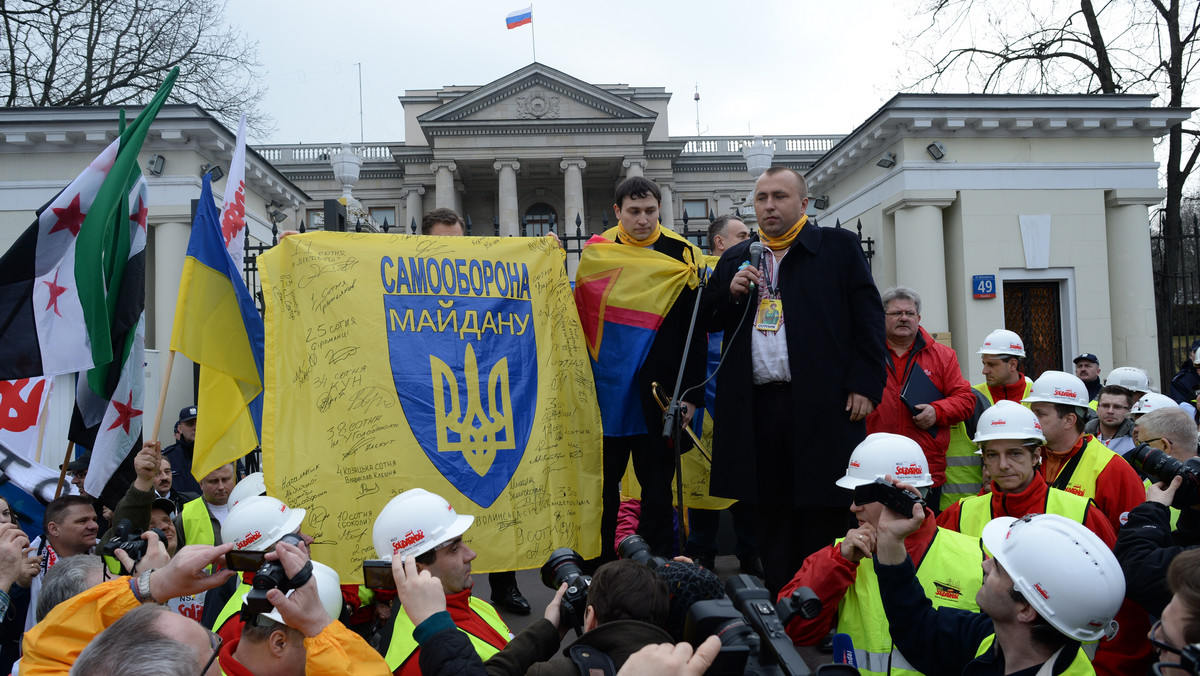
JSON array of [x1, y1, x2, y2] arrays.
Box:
[[974, 634, 1095, 675], [956, 488, 1090, 539], [941, 381, 1033, 510], [181, 497, 216, 546], [1048, 438, 1121, 502], [213, 580, 252, 635], [836, 529, 984, 676], [385, 595, 510, 671], [1143, 478, 1182, 529]]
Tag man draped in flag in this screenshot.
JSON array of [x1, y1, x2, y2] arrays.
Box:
[[0, 69, 179, 513], [575, 177, 707, 561]]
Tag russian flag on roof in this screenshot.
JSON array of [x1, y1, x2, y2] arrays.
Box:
[[506, 6, 532, 29]]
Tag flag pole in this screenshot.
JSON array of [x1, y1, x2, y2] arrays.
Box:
[[33, 382, 51, 465], [530, 3, 536, 61], [54, 441, 75, 499], [150, 350, 176, 445]]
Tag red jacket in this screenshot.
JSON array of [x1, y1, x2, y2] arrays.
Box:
[[866, 326, 974, 485], [777, 507, 939, 645], [1039, 434, 1145, 533]]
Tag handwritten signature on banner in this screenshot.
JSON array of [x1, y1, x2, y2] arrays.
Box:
[[258, 233, 603, 577]]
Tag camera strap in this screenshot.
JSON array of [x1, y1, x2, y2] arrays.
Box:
[[284, 560, 314, 592], [1047, 450, 1086, 492], [568, 644, 616, 676]]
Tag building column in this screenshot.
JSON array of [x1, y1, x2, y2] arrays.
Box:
[[431, 160, 457, 209], [660, 183, 675, 231], [494, 159, 521, 237], [560, 158, 587, 233], [622, 156, 647, 178], [152, 220, 195, 444], [716, 192, 735, 218], [1105, 188, 1166, 379], [401, 185, 425, 233], [883, 191, 957, 334]]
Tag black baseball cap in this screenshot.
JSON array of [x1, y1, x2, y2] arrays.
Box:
[[62, 452, 90, 472], [151, 497, 177, 517], [176, 406, 197, 425], [1073, 353, 1099, 366]]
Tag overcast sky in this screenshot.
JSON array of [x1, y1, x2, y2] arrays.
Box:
[[227, 0, 919, 145]]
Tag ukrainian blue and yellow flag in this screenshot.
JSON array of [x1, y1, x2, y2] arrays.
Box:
[[574, 235, 701, 437], [170, 175, 264, 478]]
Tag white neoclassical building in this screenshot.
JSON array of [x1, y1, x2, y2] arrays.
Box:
[[0, 63, 1190, 450]]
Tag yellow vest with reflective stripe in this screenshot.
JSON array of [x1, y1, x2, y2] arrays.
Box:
[[836, 529, 984, 676], [213, 580, 252, 635], [941, 381, 1034, 510], [956, 487, 1090, 539], [974, 634, 1095, 675], [385, 595, 510, 671]]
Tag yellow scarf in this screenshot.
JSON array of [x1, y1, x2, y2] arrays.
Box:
[[760, 214, 806, 251], [615, 221, 661, 248]]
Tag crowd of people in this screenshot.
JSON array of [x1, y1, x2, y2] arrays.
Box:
[[0, 166, 1198, 676]]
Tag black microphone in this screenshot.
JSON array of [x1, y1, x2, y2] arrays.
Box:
[[747, 241, 763, 290]]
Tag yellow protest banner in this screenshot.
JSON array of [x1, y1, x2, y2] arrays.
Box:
[[258, 233, 603, 578]]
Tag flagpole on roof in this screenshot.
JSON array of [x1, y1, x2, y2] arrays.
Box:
[[531, 3, 536, 61]]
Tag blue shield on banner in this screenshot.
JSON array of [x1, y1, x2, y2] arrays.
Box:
[[385, 295, 537, 507]]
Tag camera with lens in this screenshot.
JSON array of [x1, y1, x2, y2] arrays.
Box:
[[684, 574, 821, 676], [616, 534, 670, 570], [241, 532, 308, 617], [1129, 443, 1200, 509], [102, 519, 167, 574], [540, 547, 592, 636]]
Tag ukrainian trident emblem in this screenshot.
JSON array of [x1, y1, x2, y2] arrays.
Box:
[[385, 294, 536, 507]]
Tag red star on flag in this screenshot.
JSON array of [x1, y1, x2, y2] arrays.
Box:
[[132, 197, 148, 231], [106, 391, 143, 434], [49, 194, 86, 237], [43, 269, 69, 317]]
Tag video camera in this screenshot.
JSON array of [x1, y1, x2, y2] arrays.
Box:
[[102, 519, 167, 574], [241, 532, 310, 617], [1129, 443, 1200, 509]]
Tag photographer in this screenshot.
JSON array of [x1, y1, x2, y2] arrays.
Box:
[[1149, 548, 1200, 674], [778, 433, 983, 673], [398, 556, 672, 676], [1116, 407, 1200, 617], [876, 501, 1124, 675]]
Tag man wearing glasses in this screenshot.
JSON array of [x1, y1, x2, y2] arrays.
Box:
[[1148, 549, 1200, 676], [1116, 406, 1200, 619], [866, 287, 974, 511], [1084, 384, 1137, 458]]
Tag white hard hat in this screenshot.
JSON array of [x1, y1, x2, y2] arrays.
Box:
[[372, 488, 474, 560], [261, 560, 343, 625], [978, 329, 1026, 358], [222, 496, 307, 551], [1105, 366, 1151, 393], [835, 433, 933, 489], [1132, 392, 1178, 416], [1022, 371, 1090, 408], [228, 472, 266, 508], [973, 400, 1045, 447], [981, 514, 1123, 642]]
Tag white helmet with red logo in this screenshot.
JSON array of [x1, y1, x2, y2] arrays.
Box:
[[372, 488, 474, 561], [222, 496, 307, 552], [835, 433, 933, 489], [261, 560, 344, 625], [973, 400, 1045, 446], [1105, 366, 1151, 394], [981, 514, 1124, 641], [1131, 392, 1178, 416], [228, 471, 266, 509], [1022, 371, 1090, 408], [977, 329, 1026, 358]]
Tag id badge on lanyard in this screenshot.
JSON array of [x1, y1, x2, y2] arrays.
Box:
[[755, 255, 783, 333]]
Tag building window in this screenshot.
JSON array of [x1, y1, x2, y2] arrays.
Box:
[[524, 203, 558, 236], [370, 207, 396, 231], [682, 199, 710, 222], [305, 208, 324, 230]]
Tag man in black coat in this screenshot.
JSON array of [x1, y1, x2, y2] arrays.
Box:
[[702, 166, 886, 594]]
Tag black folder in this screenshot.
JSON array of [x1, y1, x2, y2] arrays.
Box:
[[900, 365, 943, 416]]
